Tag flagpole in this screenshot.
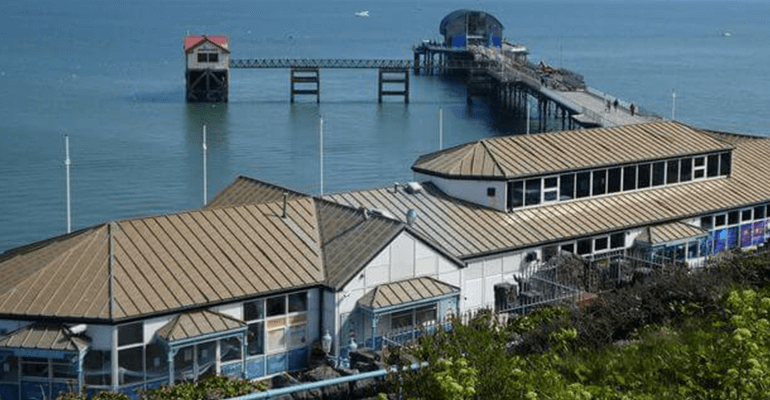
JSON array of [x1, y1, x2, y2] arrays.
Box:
[[203, 124, 207, 205], [320, 117, 324, 196], [439, 107, 443, 150], [64, 134, 71, 233]]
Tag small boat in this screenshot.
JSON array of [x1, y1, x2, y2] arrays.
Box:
[[723, 31, 732, 37], [354, 10, 370, 17]]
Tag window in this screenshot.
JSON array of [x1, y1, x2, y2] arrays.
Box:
[[607, 168, 621, 193], [652, 161, 666, 186], [694, 157, 706, 179], [543, 177, 558, 202], [561, 243, 575, 253], [508, 181, 523, 209], [21, 358, 48, 378], [680, 158, 692, 182], [244, 299, 264, 321], [728, 211, 739, 226], [577, 239, 592, 255], [487, 187, 496, 197], [525, 179, 541, 206], [247, 322, 264, 356], [720, 152, 731, 176], [755, 205, 765, 220], [623, 165, 637, 191], [0, 355, 19, 383], [742, 209, 753, 223], [559, 174, 574, 201], [197, 52, 219, 63], [118, 322, 143, 347], [701, 216, 714, 230], [543, 245, 558, 261], [610, 233, 625, 249], [707, 154, 719, 177], [257, 292, 309, 354], [715, 214, 726, 227], [145, 342, 168, 381], [666, 159, 680, 184], [594, 237, 609, 252], [415, 305, 437, 325], [84, 351, 110, 386], [220, 337, 242, 362], [391, 310, 412, 329], [288, 293, 307, 313], [118, 347, 144, 384], [687, 240, 700, 260], [576, 172, 591, 198], [638, 163, 651, 188], [592, 170, 607, 196]]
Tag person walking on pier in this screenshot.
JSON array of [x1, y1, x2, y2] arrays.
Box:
[[630, 103, 636, 116], [605, 99, 611, 112], [613, 99, 619, 111]]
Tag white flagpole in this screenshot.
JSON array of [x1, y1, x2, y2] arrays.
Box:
[[64, 134, 71, 233], [439, 107, 443, 150], [203, 124, 207, 205], [672, 90, 676, 120], [320, 117, 324, 196]]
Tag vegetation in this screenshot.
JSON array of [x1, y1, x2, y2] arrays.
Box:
[[398, 250, 770, 399], [56, 375, 266, 400]]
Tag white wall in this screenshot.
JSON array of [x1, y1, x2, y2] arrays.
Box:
[[143, 315, 175, 345], [415, 173, 507, 211], [186, 42, 230, 70], [462, 250, 524, 312], [212, 302, 243, 321]]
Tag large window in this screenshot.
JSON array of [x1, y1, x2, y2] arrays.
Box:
[[389, 305, 437, 330], [197, 52, 219, 63], [505, 152, 731, 211], [246, 292, 308, 356], [117, 322, 144, 385]]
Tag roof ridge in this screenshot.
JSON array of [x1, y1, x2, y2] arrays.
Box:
[[479, 139, 507, 178]]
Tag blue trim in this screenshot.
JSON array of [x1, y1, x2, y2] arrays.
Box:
[[0, 383, 19, 400], [364, 293, 460, 315], [288, 348, 308, 371], [163, 328, 246, 348], [244, 356, 265, 379], [266, 353, 287, 375], [4, 348, 77, 359]]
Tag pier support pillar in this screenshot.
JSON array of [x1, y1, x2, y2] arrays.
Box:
[[290, 68, 320, 103], [186, 69, 229, 103], [378, 68, 410, 103], [413, 52, 421, 75]]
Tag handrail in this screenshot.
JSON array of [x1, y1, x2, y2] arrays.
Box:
[[226, 362, 426, 400]]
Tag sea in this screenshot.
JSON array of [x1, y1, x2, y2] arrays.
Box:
[[0, 0, 768, 252]]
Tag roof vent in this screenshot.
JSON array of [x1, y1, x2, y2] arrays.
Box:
[[405, 182, 423, 194], [406, 209, 418, 225], [67, 324, 87, 335], [369, 209, 396, 220]]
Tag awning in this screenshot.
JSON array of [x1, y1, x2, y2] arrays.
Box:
[[156, 310, 246, 345], [0, 323, 88, 358], [358, 276, 460, 311]]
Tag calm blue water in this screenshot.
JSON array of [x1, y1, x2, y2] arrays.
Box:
[[0, 0, 768, 252]]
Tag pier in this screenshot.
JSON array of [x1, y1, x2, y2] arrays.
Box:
[[184, 10, 660, 130]]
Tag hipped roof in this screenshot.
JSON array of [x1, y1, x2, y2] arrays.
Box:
[[412, 121, 732, 180], [637, 222, 709, 245], [0, 181, 459, 322], [358, 277, 460, 310], [156, 310, 246, 343], [0, 324, 89, 353], [331, 127, 770, 260]]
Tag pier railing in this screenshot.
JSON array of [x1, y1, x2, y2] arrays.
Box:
[[230, 58, 495, 70]]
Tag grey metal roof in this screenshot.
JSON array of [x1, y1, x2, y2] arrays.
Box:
[[413, 121, 733, 180], [156, 310, 246, 342], [0, 324, 89, 352], [330, 134, 770, 260], [637, 222, 708, 245], [206, 175, 307, 209], [358, 277, 459, 310], [0, 198, 325, 321]]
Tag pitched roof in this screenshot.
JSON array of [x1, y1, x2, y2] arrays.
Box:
[[205, 176, 308, 209], [330, 132, 770, 260], [413, 121, 732, 180], [637, 222, 709, 245], [0, 199, 324, 321], [317, 200, 404, 290], [358, 277, 460, 310], [156, 310, 246, 342], [0, 324, 89, 352], [184, 35, 230, 53], [0, 180, 452, 321]]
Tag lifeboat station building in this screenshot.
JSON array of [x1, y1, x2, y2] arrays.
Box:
[[1, 120, 769, 398]]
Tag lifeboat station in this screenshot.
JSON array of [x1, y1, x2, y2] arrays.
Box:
[[1, 120, 769, 398]]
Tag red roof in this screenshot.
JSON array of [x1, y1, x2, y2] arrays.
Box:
[[184, 35, 229, 52]]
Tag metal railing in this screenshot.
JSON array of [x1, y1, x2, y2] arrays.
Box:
[[230, 58, 496, 70]]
